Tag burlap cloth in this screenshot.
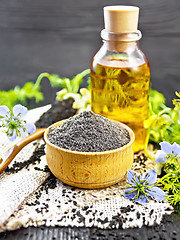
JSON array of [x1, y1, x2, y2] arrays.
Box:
[[0, 106, 173, 232]]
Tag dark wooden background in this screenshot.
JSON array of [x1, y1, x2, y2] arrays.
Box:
[[0, 1, 180, 239], [0, 0, 180, 107]]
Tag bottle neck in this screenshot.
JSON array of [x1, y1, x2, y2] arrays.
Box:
[[101, 29, 142, 52]]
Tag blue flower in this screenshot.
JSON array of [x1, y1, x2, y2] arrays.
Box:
[[0, 104, 36, 141], [123, 169, 166, 205], [155, 142, 180, 163]]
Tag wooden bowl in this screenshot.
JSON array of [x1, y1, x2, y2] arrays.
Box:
[[44, 120, 135, 189]]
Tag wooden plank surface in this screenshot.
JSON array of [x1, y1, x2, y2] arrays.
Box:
[[0, 0, 179, 107], [0, 0, 179, 35], [0, 212, 180, 240], [0, 1, 180, 238]]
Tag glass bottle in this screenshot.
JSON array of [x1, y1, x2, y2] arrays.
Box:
[[90, 6, 150, 152]]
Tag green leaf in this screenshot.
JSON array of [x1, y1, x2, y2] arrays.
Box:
[[71, 69, 90, 93], [0, 81, 44, 110], [0, 69, 90, 110], [160, 114, 174, 125], [39, 69, 90, 93], [56, 89, 68, 101], [145, 88, 179, 147], [0, 90, 18, 110], [144, 115, 157, 128], [149, 88, 166, 114], [48, 75, 68, 88], [15, 82, 44, 103]]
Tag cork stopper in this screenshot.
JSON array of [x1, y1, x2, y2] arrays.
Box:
[[103, 6, 139, 33]]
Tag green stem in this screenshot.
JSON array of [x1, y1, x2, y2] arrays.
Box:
[[80, 69, 90, 78], [33, 72, 51, 89], [64, 78, 73, 92], [161, 169, 180, 181], [144, 129, 154, 160], [158, 107, 171, 116], [73, 69, 90, 93]]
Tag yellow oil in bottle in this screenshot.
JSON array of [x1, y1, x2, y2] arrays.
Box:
[[91, 56, 150, 152]]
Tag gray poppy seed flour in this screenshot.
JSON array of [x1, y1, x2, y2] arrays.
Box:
[[47, 111, 130, 152]]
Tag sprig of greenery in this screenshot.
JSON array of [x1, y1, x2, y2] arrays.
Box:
[[55, 69, 90, 100], [0, 69, 90, 110], [144, 89, 180, 158], [158, 166, 180, 207], [0, 82, 43, 110], [33, 69, 90, 101], [154, 141, 180, 207], [173, 91, 180, 110], [149, 88, 166, 113]]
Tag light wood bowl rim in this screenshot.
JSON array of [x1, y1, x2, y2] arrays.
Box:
[[44, 119, 135, 156]]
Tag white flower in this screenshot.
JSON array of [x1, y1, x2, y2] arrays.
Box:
[[0, 104, 36, 141]]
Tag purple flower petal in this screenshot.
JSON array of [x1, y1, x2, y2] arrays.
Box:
[[134, 173, 142, 184], [13, 104, 28, 117], [24, 122, 36, 134], [143, 169, 157, 185], [135, 194, 148, 205], [155, 150, 167, 163], [160, 142, 172, 154], [0, 105, 10, 117], [8, 129, 17, 141], [127, 170, 141, 184], [147, 186, 166, 201], [123, 188, 137, 200], [127, 170, 137, 184], [171, 142, 180, 156]]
